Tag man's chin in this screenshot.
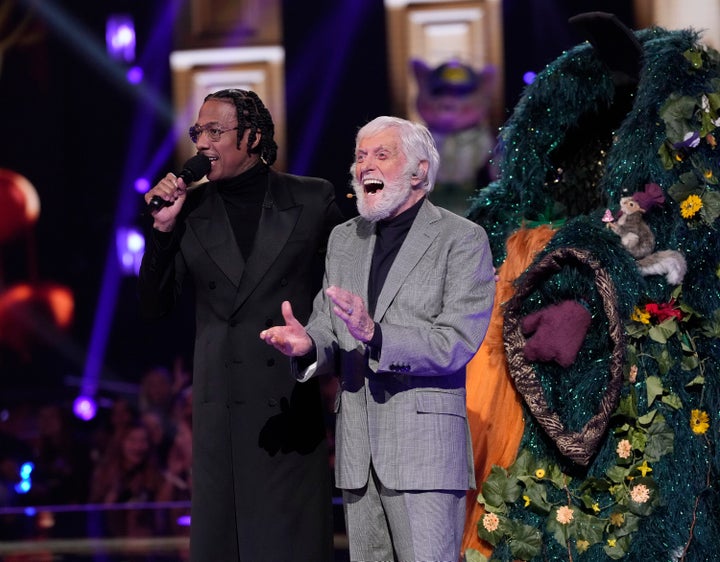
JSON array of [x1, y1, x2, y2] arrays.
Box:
[[358, 201, 392, 223]]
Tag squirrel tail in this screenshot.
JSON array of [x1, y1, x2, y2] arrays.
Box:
[[637, 250, 687, 285]]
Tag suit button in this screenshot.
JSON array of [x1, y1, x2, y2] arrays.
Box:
[[280, 278, 288, 287], [267, 358, 275, 367], [265, 318, 274, 327], [208, 281, 216, 290]]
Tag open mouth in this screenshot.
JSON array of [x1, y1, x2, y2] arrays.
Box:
[[363, 178, 384, 194]]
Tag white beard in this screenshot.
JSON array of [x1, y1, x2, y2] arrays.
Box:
[[352, 172, 414, 222]]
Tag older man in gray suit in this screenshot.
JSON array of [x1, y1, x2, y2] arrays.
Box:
[[261, 116, 494, 562]]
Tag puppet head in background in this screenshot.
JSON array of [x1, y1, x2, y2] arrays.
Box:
[[0, 169, 74, 360], [411, 59, 498, 214]]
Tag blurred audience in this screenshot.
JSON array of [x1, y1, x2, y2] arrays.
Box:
[[24, 403, 91, 505], [89, 421, 165, 537], [0, 354, 338, 551]]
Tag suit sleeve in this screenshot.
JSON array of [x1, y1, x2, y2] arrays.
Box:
[[137, 226, 187, 320]]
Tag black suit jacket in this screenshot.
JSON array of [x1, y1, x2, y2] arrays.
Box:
[[139, 168, 343, 561]]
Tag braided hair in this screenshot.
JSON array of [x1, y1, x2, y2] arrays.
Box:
[[204, 89, 278, 166]]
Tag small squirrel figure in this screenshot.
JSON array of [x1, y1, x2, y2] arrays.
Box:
[[607, 196, 655, 258], [607, 183, 687, 284]]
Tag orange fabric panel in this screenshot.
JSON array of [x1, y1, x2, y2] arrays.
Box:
[[462, 225, 557, 556]]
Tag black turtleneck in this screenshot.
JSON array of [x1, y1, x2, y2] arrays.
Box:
[[216, 162, 269, 261], [367, 196, 425, 316]]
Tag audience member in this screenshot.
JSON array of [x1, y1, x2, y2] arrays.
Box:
[[89, 421, 165, 538]]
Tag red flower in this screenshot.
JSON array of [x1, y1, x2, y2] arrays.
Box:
[[644, 299, 683, 322]]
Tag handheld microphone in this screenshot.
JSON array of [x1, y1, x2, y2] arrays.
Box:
[[147, 154, 212, 212]]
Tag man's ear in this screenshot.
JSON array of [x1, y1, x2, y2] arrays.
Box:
[[411, 161, 429, 186], [250, 130, 262, 150]]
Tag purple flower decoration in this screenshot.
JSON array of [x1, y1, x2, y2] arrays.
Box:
[[673, 131, 700, 149]]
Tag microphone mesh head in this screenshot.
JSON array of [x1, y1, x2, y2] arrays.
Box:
[[183, 154, 211, 181]]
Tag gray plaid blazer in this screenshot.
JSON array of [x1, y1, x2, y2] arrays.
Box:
[[299, 198, 495, 491]]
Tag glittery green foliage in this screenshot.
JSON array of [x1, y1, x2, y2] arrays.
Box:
[[466, 26, 720, 562]]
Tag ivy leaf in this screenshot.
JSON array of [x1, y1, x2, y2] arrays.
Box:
[[506, 519, 543, 560], [659, 94, 698, 143], [605, 465, 629, 484], [648, 319, 677, 344], [658, 143, 677, 170], [685, 375, 706, 388], [614, 512, 642, 538], [646, 376, 664, 407], [522, 480, 551, 514], [644, 417, 675, 461], [655, 348, 674, 376], [546, 463, 570, 490], [508, 449, 534, 479], [613, 390, 638, 420], [683, 49, 704, 69], [574, 509, 605, 547], [706, 91, 720, 112], [637, 409, 659, 427], [668, 172, 702, 202], [579, 476, 612, 494], [630, 429, 648, 453], [626, 322, 650, 339], [604, 534, 631, 559], [700, 190, 720, 224], [464, 549, 489, 562], [681, 353, 700, 371], [661, 393, 683, 410], [482, 465, 521, 507]]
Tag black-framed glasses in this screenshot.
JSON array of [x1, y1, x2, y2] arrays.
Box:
[[188, 124, 239, 143]]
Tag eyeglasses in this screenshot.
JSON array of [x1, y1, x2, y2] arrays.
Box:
[[188, 124, 239, 143]]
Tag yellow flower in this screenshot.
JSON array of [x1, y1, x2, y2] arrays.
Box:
[[636, 460, 652, 477], [523, 495, 531, 507], [577, 539, 590, 553], [592, 502, 601, 513], [674, 152, 684, 162], [707, 134, 718, 147], [690, 409, 710, 434], [556, 505, 574, 525], [482, 512, 500, 532], [704, 169, 714, 179], [535, 468, 546, 479], [631, 306, 651, 324], [609, 512, 625, 527], [680, 194, 703, 219], [608, 538, 617, 547]]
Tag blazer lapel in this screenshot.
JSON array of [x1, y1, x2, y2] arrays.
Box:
[[373, 199, 441, 320], [233, 171, 301, 311], [186, 185, 245, 287]]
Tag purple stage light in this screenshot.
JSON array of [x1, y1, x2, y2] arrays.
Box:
[[116, 227, 145, 275], [134, 177, 150, 193], [106, 14, 136, 63], [177, 515, 191, 527], [73, 395, 97, 421], [523, 71, 537, 85], [127, 66, 144, 84]]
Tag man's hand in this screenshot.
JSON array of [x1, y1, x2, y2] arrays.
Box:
[[145, 173, 188, 232], [326, 285, 375, 343], [259, 301, 314, 356]]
